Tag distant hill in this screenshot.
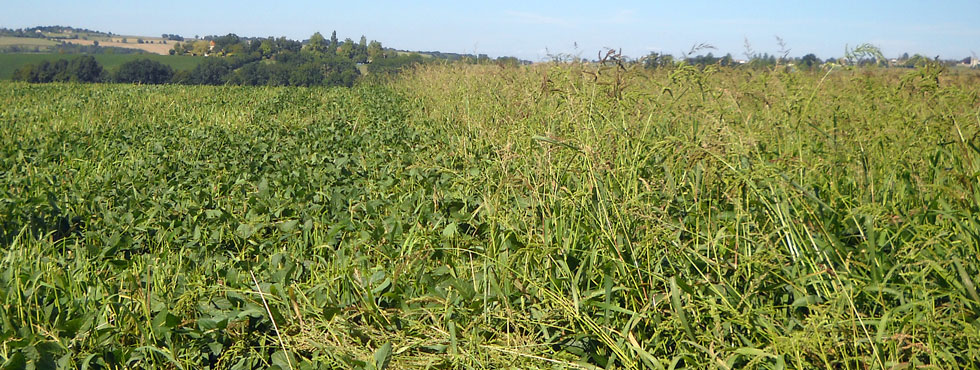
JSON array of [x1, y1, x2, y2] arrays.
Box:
[[0, 26, 175, 55], [398, 49, 530, 64], [3, 26, 531, 63]]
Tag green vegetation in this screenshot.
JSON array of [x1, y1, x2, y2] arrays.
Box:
[[113, 59, 174, 84], [1, 61, 979, 369], [166, 32, 422, 86], [4, 31, 414, 86], [366, 54, 425, 75], [0, 36, 59, 50], [0, 53, 203, 80], [10, 55, 103, 83]]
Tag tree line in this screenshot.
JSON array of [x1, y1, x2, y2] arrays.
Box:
[[641, 41, 974, 70], [10, 56, 105, 83], [0, 26, 105, 39], [11, 56, 360, 86], [642, 51, 970, 70], [11, 31, 434, 87]]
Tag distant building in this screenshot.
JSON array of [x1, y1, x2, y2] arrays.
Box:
[[957, 57, 979, 68]]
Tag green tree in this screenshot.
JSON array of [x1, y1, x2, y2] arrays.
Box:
[[187, 58, 230, 85], [259, 39, 274, 57], [12, 56, 103, 83], [338, 38, 355, 59], [114, 59, 174, 84], [800, 53, 819, 69], [354, 35, 369, 63], [329, 31, 339, 54], [367, 40, 383, 62], [227, 62, 270, 86], [305, 32, 328, 55], [289, 63, 324, 86], [274, 37, 302, 53], [11, 63, 40, 82], [226, 43, 244, 55], [67, 56, 103, 82], [191, 40, 209, 56]]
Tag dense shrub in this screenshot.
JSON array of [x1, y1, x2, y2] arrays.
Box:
[[225, 54, 359, 87], [12, 56, 104, 83], [185, 57, 230, 85], [113, 58, 174, 84]]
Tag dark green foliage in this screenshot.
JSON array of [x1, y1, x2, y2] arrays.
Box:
[[288, 62, 323, 86], [155, 32, 366, 87], [226, 54, 359, 87], [366, 54, 423, 75], [226, 62, 270, 86], [1, 53, 204, 80], [685, 52, 736, 67], [68, 56, 103, 82], [11, 55, 103, 82], [800, 53, 819, 69], [113, 58, 174, 84], [305, 32, 328, 55], [210, 33, 240, 52], [329, 31, 339, 54], [354, 35, 369, 63], [494, 56, 522, 67], [186, 57, 230, 85]]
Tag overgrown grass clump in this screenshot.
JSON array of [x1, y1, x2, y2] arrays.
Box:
[[1, 63, 979, 369]]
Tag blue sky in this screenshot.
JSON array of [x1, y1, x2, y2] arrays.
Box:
[[3, 1, 978, 61]]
